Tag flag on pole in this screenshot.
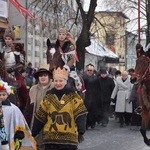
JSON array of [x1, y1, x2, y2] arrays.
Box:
[[9, 0, 46, 26]]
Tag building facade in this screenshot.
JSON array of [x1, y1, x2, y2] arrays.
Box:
[[91, 11, 128, 71]]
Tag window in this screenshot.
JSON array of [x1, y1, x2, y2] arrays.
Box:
[[106, 33, 115, 45]]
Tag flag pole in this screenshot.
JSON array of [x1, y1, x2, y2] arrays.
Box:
[[138, 0, 140, 43]]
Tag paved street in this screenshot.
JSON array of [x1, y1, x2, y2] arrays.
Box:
[[78, 118, 150, 150]]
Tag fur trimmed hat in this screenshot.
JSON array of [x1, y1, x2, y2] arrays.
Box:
[[58, 28, 68, 34], [3, 27, 15, 40]]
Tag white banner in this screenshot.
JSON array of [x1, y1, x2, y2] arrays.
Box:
[[0, 0, 8, 18]]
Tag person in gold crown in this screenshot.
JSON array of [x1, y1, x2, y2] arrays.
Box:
[[46, 27, 83, 98], [32, 67, 87, 150], [82, 63, 100, 130]]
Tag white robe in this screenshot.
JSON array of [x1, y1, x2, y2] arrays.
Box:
[[0, 103, 36, 150]]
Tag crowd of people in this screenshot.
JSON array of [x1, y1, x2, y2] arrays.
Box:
[[81, 64, 141, 130], [0, 26, 142, 150]]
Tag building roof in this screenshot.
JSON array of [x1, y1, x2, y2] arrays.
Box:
[[86, 37, 118, 58], [95, 11, 129, 19]]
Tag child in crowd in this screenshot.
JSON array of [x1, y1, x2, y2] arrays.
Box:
[[0, 80, 36, 150]]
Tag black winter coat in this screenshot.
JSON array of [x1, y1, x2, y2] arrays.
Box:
[[97, 76, 115, 103]]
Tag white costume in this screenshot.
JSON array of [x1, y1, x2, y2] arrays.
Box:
[[1, 46, 25, 69], [0, 103, 36, 150]]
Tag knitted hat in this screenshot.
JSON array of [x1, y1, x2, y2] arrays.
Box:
[[3, 27, 15, 40], [53, 67, 68, 80], [34, 68, 51, 79], [0, 80, 14, 95]]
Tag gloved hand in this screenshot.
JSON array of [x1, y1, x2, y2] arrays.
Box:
[[14, 131, 24, 150], [14, 138, 22, 150], [111, 98, 115, 103], [7, 68, 13, 74], [14, 131, 25, 140], [78, 133, 84, 143]]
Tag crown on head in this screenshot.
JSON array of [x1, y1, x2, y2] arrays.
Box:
[[53, 67, 68, 80], [86, 64, 94, 69]]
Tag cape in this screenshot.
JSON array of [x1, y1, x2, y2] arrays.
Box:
[[0, 103, 36, 150]]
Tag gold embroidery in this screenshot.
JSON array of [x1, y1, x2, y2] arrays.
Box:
[[60, 100, 65, 104]]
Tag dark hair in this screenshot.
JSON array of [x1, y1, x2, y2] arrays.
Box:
[[28, 62, 32, 66], [115, 70, 121, 76], [128, 68, 135, 73], [20, 68, 26, 74]]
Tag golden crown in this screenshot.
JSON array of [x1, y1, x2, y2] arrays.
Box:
[[53, 67, 68, 80], [86, 65, 94, 69]]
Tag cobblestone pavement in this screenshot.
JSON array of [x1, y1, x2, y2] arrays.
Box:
[[78, 118, 150, 150]]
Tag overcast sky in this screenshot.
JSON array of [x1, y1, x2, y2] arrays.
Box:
[[83, 0, 104, 11]]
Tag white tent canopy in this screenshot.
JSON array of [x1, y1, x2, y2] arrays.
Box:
[[86, 38, 118, 58]]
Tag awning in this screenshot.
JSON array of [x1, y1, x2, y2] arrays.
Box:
[[86, 37, 118, 58], [105, 57, 119, 63]]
